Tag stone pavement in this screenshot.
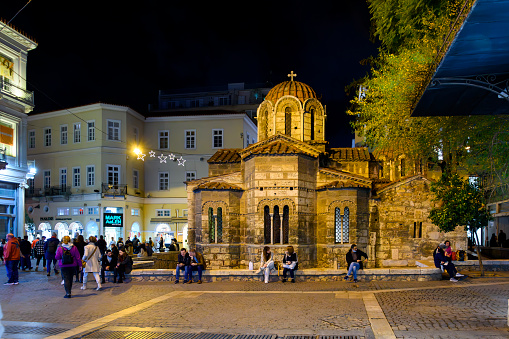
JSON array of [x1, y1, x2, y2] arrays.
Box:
[[0, 260, 508, 339]]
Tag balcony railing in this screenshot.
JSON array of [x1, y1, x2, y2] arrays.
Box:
[[26, 186, 71, 198], [101, 183, 127, 196], [0, 78, 34, 106]]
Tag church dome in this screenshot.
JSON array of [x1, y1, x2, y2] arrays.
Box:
[[265, 80, 318, 103]]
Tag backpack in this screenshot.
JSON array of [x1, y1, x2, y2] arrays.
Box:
[[47, 240, 58, 254], [62, 247, 73, 265]]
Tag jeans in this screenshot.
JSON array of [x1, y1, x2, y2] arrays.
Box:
[[21, 255, 32, 269], [61, 267, 75, 295], [36, 254, 46, 267], [283, 268, 295, 279], [444, 262, 457, 278], [114, 266, 125, 282], [46, 257, 58, 273], [175, 266, 186, 281], [185, 265, 202, 281], [347, 262, 360, 279], [6, 260, 19, 283]]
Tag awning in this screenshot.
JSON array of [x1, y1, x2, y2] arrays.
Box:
[[412, 0, 509, 116]]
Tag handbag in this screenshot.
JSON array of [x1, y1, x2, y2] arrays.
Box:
[[82, 246, 97, 268]]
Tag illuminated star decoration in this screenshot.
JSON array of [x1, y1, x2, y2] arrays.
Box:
[[137, 153, 146, 161], [168, 153, 176, 161], [177, 156, 186, 166], [158, 154, 168, 163], [149, 150, 156, 157]]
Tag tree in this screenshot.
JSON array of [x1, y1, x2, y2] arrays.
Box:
[[429, 173, 491, 275]]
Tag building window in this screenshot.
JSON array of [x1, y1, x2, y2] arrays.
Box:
[[186, 171, 196, 182], [60, 125, 68, 145], [246, 132, 250, 147], [156, 209, 170, 217], [28, 130, 35, 149], [263, 205, 289, 244], [86, 165, 95, 186], [133, 169, 139, 189], [401, 158, 406, 177], [87, 207, 99, 215], [185, 130, 196, 149], [218, 96, 229, 105], [73, 167, 81, 187], [212, 129, 223, 148], [310, 108, 315, 140], [282, 205, 289, 244], [131, 208, 140, 216], [73, 123, 81, 143], [88, 121, 95, 141], [285, 107, 292, 136], [190, 99, 200, 107], [134, 127, 139, 143], [159, 130, 169, 149], [72, 207, 84, 215], [208, 207, 223, 243], [413, 222, 423, 238], [107, 120, 121, 141], [158, 172, 169, 190], [57, 208, 70, 216], [107, 165, 120, 186], [335, 207, 350, 244], [43, 170, 51, 189], [59, 168, 67, 189], [182, 209, 188, 217], [44, 128, 51, 147]]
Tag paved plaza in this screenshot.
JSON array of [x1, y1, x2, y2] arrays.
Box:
[[0, 262, 508, 339]]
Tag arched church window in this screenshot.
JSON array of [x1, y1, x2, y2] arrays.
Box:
[[273, 205, 281, 244], [264, 205, 271, 244], [262, 110, 268, 138], [217, 207, 223, 243], [282, 205, 289, 244], [310, 108, 315, 140], [285, 107, 292, 136], [334, 207, 350, 244], [208, 207, 215, 243], [401, 158, 406, 177]]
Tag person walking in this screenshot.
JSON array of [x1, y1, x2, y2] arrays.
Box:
[[255, 246, 275, 283], [97, 235, 107, 256], [19, 236, 33, 270], [3, 233, 20, 285], [0, 239, 5, 263], [34, 236, 46, 271], [81, 236, 102, 290], [55, 235, 82, 298], [44, 232, 60, 276], [74, 235, 86, 283]]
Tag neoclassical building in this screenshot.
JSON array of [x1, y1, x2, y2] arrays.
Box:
[[186, 75, 466, 269]]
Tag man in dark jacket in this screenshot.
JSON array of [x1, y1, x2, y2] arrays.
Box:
[[344, 244, 368, 283], [174, 248, 189, 284], [4, 234, 20, 285], [132, 235, 140, 254], [184, 248, 206, 284], [97, 235, 107, 256], [44, 232, 60, 276], [433, 243, 464, 282], [19, 236, 33, 270], [100, 249, 117, 284]]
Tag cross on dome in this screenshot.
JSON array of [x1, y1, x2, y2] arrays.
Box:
[[287, 71, 297, 81]]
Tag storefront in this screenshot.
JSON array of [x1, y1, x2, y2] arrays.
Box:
[[69, 221, 84, 237], [55, 222, 70, 240], [85, 221, 99, 239], [130, 222, 141, 239], [155, 223, 174, 247], [104, 207, 123, 242], [38, 222, 52, 238]]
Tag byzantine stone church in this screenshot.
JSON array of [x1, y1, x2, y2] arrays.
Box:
[[186, 74, 466, 269]]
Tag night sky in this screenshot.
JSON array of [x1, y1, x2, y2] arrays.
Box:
[[2, 1, 377, 147]]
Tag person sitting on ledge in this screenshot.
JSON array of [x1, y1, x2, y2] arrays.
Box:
[[255, 246, 275, 283], [174, 248, 189, 284], [282, 245, 298, 283], [185, 248, 206, 284], [344, 244, 368, 283], [433, 243, 464, 282]]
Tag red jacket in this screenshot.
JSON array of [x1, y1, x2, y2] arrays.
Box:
[[4, 237, 21, 261]]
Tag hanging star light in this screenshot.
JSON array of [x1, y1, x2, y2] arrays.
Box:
[[158, 154, 168, 163], [177, 156, 186, 166], [149, 150, 156, 157], [169, 153, 176, 161], [137, 153, 146, 161]]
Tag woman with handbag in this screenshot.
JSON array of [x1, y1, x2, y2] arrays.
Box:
[[55, 236, 82, 298], [81, 236, 102, 290]]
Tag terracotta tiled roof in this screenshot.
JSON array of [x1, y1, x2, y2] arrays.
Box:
[[265, 81, 317, 103], [208, 149, 242, 163], [249, 140, 315, 157], [193, 182, 243, 191], [317, 180, 371, 190], [330, 147, 371, 161]]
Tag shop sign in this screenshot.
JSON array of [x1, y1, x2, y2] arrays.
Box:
[[55, 217, 72, 221], [104, 213, 123, 227], [40, 217, 53, 221]]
